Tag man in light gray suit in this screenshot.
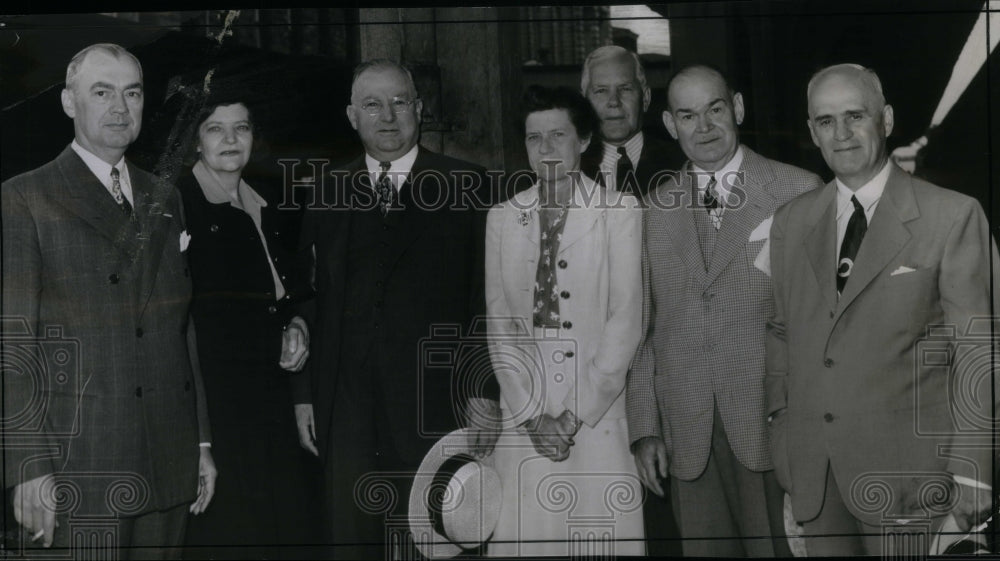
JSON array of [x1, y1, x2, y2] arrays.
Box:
[[766, 63, 995, 556], [626, 64, 823, 556]]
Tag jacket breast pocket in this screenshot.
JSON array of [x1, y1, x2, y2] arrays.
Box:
[[880, 266, 940, 332], [744, 239, 774, 315]]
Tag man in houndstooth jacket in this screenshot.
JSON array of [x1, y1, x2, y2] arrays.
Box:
[[626, 64, 823, 556]]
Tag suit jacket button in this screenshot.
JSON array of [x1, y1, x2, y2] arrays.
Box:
[[108, 273, 119, 284], [268, 305, 277, 314], [210, 224, 219, 233], [560, 290, 570, 299], [824, 413, 834, 422], [185, 381, 192, 391], [135, 328, 144, 338], [829, 311, 834, 318], [135, 387, 143, 398], [558, 260, 568, 269], [823, 358, 833, 367], [562, 321, 572, 329]]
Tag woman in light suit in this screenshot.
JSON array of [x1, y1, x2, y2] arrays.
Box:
[[485, 86, 644, 556]]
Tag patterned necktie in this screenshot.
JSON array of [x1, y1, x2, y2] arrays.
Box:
[[110, 167, 133, 218], [616, 146, 636, 194], [703, 174, 722, 230], [375, 161, 395, 217], [837, 195, 868, 294]]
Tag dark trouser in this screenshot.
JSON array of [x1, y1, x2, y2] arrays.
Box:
[[46, 503, 189, 560], [671, 405, 791, 557], [801, 464, 944, 556], [323, 355, 420, 560], [642, 486, 683, 556]]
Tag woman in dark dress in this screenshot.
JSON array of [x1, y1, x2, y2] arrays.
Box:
[[179, 99, 321, 559]]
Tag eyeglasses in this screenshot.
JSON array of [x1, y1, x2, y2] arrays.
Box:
[[357, 97, 418, 117]]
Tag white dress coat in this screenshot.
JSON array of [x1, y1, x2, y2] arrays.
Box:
[[484, 177, 644, 556]]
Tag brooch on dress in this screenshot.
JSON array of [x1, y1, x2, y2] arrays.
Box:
[[517, 209, 533, 227]]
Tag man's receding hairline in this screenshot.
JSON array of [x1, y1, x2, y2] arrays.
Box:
[[350, 61, 417, 102], [807, 64, 886, 112], [666, 65, 735, 112], [65, 43, 142, 91]]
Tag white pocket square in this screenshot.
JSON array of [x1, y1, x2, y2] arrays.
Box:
[[890, 265, 916, 276], [754, 238, 771, 277], [749, 216, 773, 242], [179, 231, 191, 252]]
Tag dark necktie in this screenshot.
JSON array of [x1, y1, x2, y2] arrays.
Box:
[[837, 195, 868, 294], [703, 174, 722, 230], [615, 146, 636, 193], [375, 161, 395, 217], [110, 167, 134, 218]]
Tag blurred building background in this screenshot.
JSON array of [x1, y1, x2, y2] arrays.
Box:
[[2, 3, 996, 223]]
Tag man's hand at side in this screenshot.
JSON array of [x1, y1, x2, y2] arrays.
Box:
[[190, 447, 218, 514], [633, 436, 668, 497], [295, 403, 319, 457], [13, 474, 56, 547], [280, 316, 310, 372], [465, 397, 501, 458]]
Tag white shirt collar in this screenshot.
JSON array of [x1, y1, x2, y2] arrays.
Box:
[[601, 132, 644, 168], [365, 144, 419, 192], [192, 159, 267, 210], [835, 160, 891, 220], [691, 144, 745, 202], [70, 140, 133, 204]]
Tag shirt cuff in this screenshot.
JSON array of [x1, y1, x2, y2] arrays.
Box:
[[954, 474, 991, 491], [199, 442, 212, 448]]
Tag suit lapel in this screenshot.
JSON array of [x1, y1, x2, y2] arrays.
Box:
[[54, 146, 137, 247], [134, 168, 175, 321], [835, 166, 917, 316], [503, 188, 541, 320], [657, 164, 709, 285], [804, 182, 839, 313], [706, 148, 775, 284], [559, 177, 601, 253]]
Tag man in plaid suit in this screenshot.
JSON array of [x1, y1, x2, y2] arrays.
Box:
[[2, 43, 213, 558], [626, 64, 823, 556]]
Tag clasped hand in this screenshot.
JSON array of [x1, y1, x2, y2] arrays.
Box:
[[526, 410, 580, 462]]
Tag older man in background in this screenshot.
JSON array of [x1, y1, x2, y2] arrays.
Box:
[[580, 45, 682, 197]]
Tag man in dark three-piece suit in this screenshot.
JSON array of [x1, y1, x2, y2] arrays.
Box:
[[627, 64, 823, 556], [1, 44, 214, 559], [766, 63, 996, 556], [286, 59, 499, 559], [580, 45, 684, 200]]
